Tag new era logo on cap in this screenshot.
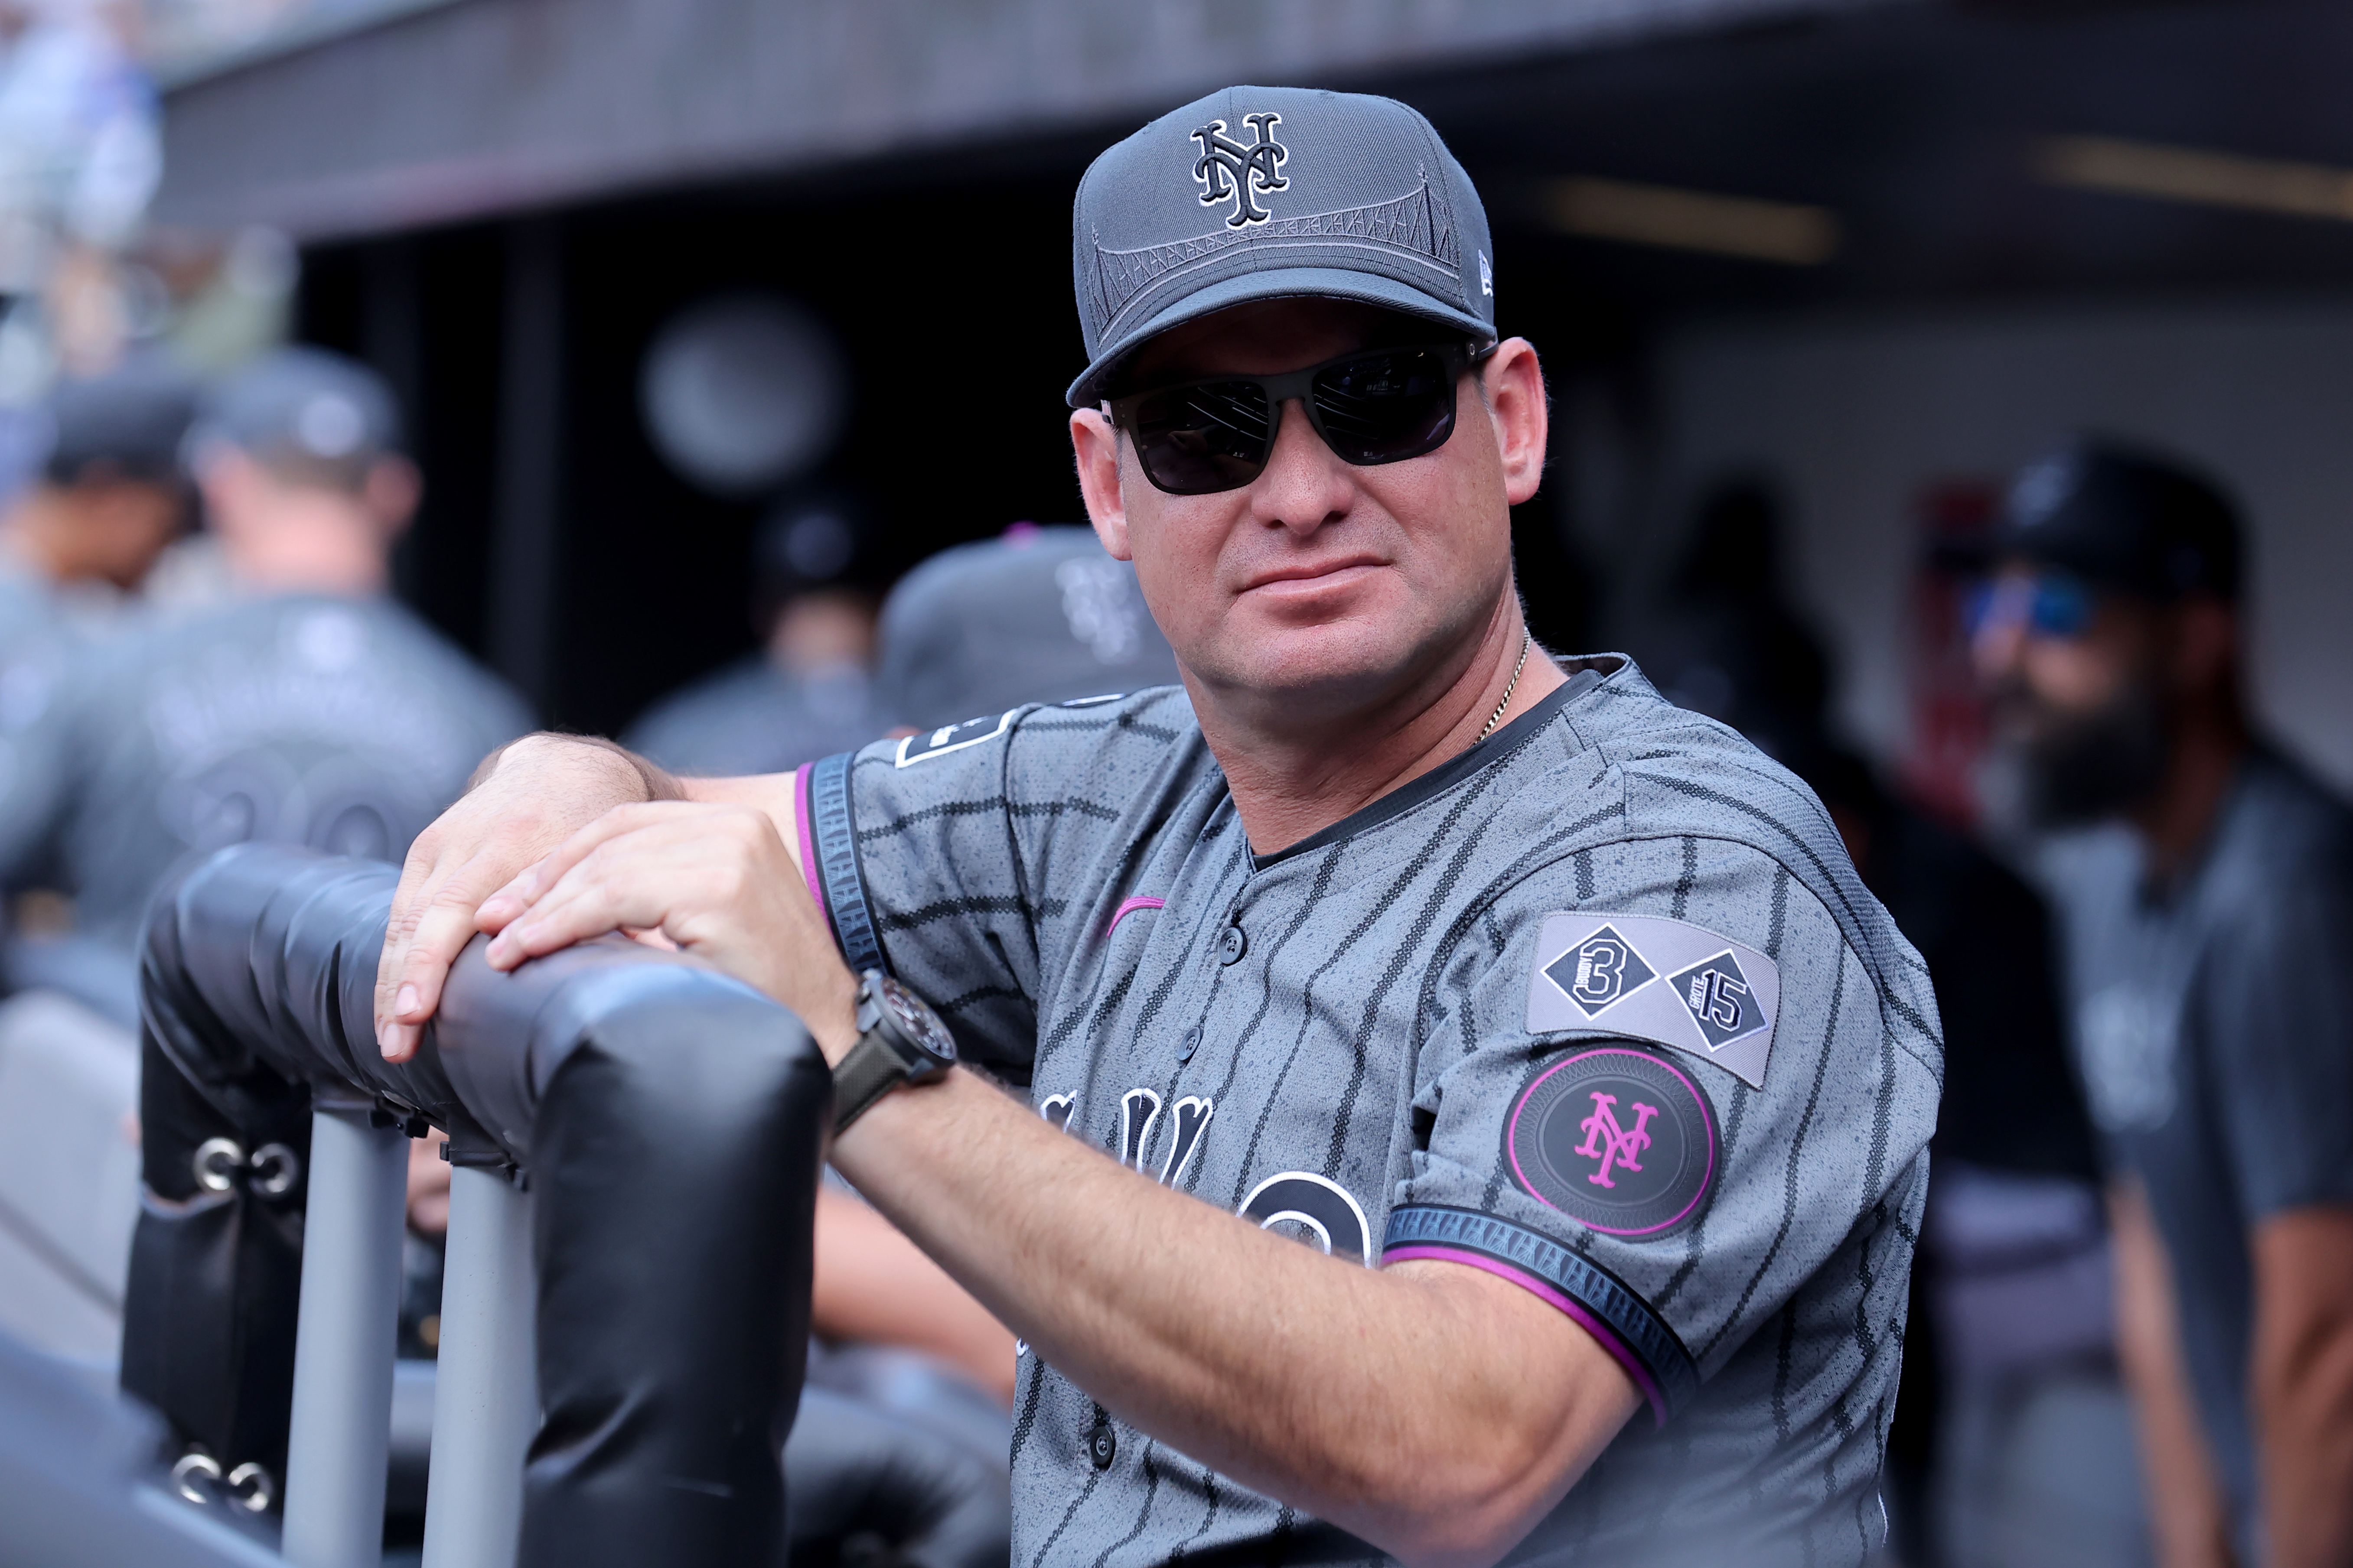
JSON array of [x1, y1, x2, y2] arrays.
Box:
[[1067, 86, 1498, 407]]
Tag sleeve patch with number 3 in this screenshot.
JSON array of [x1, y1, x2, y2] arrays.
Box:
[[1525, 912, 1780, 1088]]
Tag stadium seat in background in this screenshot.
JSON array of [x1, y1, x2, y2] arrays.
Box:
[[0, 991, 141, 1371]]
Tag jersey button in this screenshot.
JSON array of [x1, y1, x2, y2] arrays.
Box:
[[1088, 1421, 1117, 1470], [1178, 1026, 1200, 1062], [1217, 924, 1248, 966]]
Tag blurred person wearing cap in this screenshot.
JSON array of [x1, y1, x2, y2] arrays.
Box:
[[0, 362, 191, 612], [377, 87, 1936, 1568], [0, 363, 191, 709], [0, 345, 528, 1025], [0, 363, 190, 992], [623, 492, 885, 777], [1973, 439, 2353, 1568], [874, 522, 1180, 730]]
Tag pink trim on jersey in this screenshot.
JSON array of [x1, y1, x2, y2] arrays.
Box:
[[1384, 1244, 1667, 1429], [792, 764, 827, 923], [1104, 895, 1165, 938]]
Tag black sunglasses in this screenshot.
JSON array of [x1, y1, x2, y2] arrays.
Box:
[[1106, 340, 1496, 497]]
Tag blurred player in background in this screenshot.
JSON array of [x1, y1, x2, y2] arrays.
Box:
[[1976, 439, 2353, 1568], [875, 522, 1179, 732], [0, 362, 193, 998], [0, 363, 191, 612], [624, 490, 886, 776], [0, 345, 528, 1024]]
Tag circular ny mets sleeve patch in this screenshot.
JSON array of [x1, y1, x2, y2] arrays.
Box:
[[1503, 1046, 1718, 1238]]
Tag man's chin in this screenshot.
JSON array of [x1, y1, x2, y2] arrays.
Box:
[[2011, 703, 2169, 831], [1192, 622, 1428, 718]]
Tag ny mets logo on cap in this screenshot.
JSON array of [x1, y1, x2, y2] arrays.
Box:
[[1192, 112, 1290, 227], [1525, 911, 1781, 1088], [1504, 1047, 1717, 1238]]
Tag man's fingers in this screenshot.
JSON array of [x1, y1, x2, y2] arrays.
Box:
[[479, 803, 694, 927], [484, 875, 654, 969], [377, 862, 514, 1059]]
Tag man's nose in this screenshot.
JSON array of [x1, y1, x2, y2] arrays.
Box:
[[1249, 396, 1350, 532], [1971, 615, 2026, 689]]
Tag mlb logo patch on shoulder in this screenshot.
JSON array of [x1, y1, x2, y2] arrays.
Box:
[[895, 710, 1015, 766], [1526, 912, 1779, 1087]]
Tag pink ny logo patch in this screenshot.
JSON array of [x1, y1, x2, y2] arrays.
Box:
[[1574, 1092, 1659, 1189]]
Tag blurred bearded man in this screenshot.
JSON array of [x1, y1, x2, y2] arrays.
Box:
[[1974, 439, 2353, 1568]]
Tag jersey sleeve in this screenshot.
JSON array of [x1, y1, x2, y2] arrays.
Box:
[[1383, 836, 1940, 1426], [2203, 863, 2353, 1221], [801, 690, 1196, 1078]]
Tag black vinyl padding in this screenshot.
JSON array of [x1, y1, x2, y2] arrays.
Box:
[[124, 843, 832, 1568]]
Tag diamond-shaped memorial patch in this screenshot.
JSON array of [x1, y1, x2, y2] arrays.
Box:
[[1543, 924, 1658, 1018], [1668, 951, 1764, 1052]]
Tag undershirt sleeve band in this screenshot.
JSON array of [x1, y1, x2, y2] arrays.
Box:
[[1382, 1204, 1699, 1427], [803, 751, 889, 978]]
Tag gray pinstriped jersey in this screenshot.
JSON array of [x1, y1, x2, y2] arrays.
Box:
[[795, 655, 1941, 1567]]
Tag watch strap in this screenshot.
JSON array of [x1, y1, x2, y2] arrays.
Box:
[[831, 1031, 907, 1136]]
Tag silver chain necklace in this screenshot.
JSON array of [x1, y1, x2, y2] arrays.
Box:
[[1477, 631, 1533, 744]]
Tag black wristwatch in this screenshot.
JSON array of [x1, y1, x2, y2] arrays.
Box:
[[832, 970, 958, 1135]]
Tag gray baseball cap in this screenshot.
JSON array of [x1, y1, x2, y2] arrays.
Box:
[[190, 346, 403, 489], [877, 525, 1182, 731], [1066, 85, 1496, 408]]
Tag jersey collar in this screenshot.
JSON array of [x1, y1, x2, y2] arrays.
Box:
[[1248, 660, 1607, 872]]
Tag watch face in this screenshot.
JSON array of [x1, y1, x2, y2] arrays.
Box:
[[877, 977, 958, 1062]]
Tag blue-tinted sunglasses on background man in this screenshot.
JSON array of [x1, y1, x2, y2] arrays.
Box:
[[1965, 572, 2096, 641]]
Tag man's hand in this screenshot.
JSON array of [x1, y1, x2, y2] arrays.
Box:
[[480, 800, 860, 1056], [376, 735, 657, 1061]]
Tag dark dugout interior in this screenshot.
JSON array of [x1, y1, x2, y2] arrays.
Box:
[[293, 0, 2353, 736]]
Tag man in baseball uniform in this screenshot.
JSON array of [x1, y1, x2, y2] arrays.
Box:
[[378, 87, 1940, 1566]]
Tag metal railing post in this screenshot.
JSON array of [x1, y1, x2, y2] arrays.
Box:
[[281, 1106, 407, 1568], [421, 1163, 539, 1568]]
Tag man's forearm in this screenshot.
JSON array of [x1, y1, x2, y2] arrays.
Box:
[[2109, 1181, 2236, 1568], [2252, 1207, 2353, 1568], [831, 1069, 1637, 1568]]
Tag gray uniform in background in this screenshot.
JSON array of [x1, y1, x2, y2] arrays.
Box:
[[791, 655, 1940, 1566], [2039, 745, 2353, 1531], [876, 526, 1179, 732], [625, 660, 880, 778], [0, 593, 528, 1018]]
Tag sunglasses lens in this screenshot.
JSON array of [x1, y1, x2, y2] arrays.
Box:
[[1310, 348, 1458, 465], [2030, 577, 2092, 638], [1129, 381, 1273, 495]]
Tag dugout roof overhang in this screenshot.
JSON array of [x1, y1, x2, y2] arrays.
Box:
[[153, 0, 2353, 309]]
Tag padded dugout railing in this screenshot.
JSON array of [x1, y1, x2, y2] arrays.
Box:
[[124, 844, 831, 1568]]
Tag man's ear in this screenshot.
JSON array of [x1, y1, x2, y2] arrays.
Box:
[[1071, 408, 1132, 561], [364, 454, 422, 538], [1482, 338, 1548, 509], [191, 445, 262, 538], [2169, 595, 2239, 698]]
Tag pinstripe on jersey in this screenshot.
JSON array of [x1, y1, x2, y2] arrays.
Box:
[[793, 656, 1941, 1567]]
